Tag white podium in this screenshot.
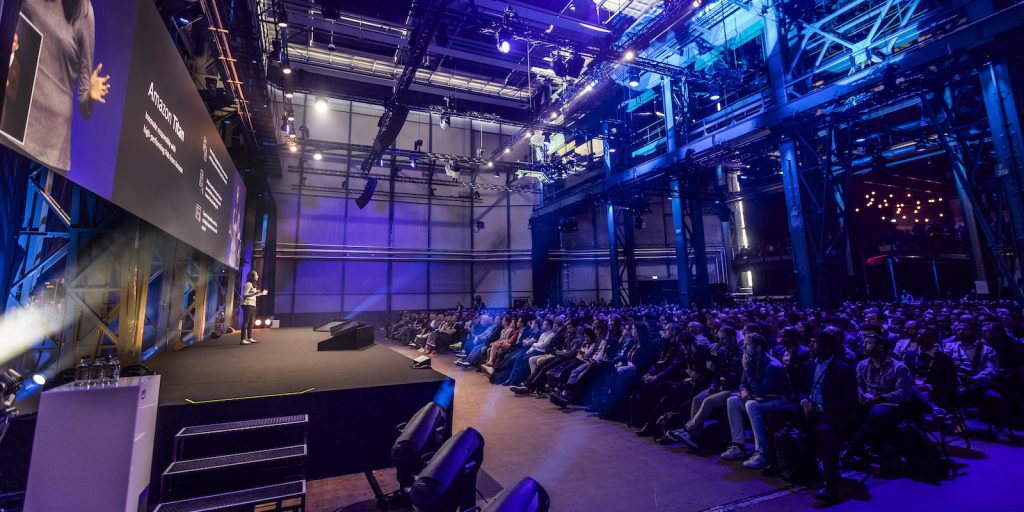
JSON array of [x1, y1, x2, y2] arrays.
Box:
[[24, 376, 160, 512]]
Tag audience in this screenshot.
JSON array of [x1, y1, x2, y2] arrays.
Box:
[[388, 298, 1024, 502]]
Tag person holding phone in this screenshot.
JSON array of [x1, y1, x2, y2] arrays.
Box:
[[240, 270, 267, 345]]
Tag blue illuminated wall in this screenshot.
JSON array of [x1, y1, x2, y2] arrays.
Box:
[[269, 95, 536, 325]]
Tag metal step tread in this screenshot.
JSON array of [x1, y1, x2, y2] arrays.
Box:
[[176, 415, 308, 438], [164, 445, 307, 476], [153, 480, 305, 512]]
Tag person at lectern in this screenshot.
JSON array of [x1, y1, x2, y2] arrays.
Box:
[[241, 271, 267, 345], [13, 0, 110, 170]]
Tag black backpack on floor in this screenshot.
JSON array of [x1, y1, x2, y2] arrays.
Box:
[[896, 421, 953, 482], [774, 424, 821, 485]]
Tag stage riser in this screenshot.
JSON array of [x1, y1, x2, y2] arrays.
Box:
[[150, 380, 453, 497]]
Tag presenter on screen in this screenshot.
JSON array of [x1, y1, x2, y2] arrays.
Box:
[[241, 271, 267, 345], [17, 0, 110, 171]]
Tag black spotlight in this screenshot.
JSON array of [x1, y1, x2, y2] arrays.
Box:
[[392, 402, 449, 490], [551, 55, 567, 77], [322, 1, 340, 19], [355, 177, 378, 209], [414, 139, 424, 152], [410, 427, 485, 512], [481, 477, 551, 512], [566, 53, 585, 77]]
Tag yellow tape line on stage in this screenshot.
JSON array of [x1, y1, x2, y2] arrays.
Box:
[[184, 387, 317, 404]]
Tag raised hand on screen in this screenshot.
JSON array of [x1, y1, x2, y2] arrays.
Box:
[[89, 63, 111, 103]]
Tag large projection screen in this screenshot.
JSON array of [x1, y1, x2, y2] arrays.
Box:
[[0, 0, 245, 269]]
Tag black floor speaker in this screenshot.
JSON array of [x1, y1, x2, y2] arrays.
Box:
[[318, 321, 375, 351]]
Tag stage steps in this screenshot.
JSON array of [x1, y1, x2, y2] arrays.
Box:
[[156, 415, 309, 512], [163, 445, 307, 476], [153, 481, 306, 512]]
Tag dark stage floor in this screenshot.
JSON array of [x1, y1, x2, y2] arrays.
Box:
[[145, 328, 449, 404]]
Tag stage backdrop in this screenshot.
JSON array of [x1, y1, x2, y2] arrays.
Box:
[[0, 0, 244, 269]]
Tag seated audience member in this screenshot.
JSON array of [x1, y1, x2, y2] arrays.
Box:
[[599, 322, 658, 419], [910, 327, 958, 415], [721, 333, 792, 470], [481, 316, 521, 372], [549, 321, 619, 407], [892, 320, 921, 370], [948, 321, 1013, 442], [505, 318, 558, 386], [794, 331, 857, 502], [545, 327, 599, 395], [510, 321, 578, 395], [491, 317, 539, 384], [650, 329, 713, 439], [425, 314, 463, 355], [629, 324, 683, 430], [665, 325, 743, 448], [455, 315, 503, 367], [844, 333, 919, 466], [771, 326, 811, 386]]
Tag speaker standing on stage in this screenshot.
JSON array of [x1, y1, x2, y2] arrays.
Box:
[[241, 271, 267, 345]]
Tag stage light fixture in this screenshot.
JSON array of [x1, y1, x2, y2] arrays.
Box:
[[708, 84, 721, 101], [566, 53, 585, 77], [439, 116, 451, 129], [551, 55, 567, 77], [486, 161, 494, 168], [622, 49, 635, 61], [282, 64, 292, 75], [495, 27, 512, 54], [313, 150, 323, 160], [549, 110, 559, 120], [289, 144, 298, 153], [255, 319, 263, 327], [31, 373, 46, 386], [315, 96, 328, 113], [287, 111, 295, 122], [493, 169, 501, 178], [288, 132, 296, 139], [628, 71, 640, 88], [693, 0, 703, 7], [356, 177, 378, 209], [276, 5, 288, 27], [504, 147, 511, 154], [414, 139, 424, 151], [285, 91, 293, 99]]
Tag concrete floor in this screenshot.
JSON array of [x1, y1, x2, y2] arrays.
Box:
[[306, 342, 1023, 512]]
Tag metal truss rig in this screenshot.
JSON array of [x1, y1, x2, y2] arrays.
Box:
[[4, 168, 238, 386]]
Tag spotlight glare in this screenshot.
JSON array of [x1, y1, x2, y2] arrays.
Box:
[[549, 111, 558, 120], [284, 92, 294, 99], [282, 66, 292, 75], [622, 49, 635, 61], [504, 147, 511, 154], [255, 319, 263, 327], [315, 97, 328, 113], [313, 150, 323, 160], [32, 373, 46, 385], [487, 161, 494, 168], [289, 144, 298, 153]]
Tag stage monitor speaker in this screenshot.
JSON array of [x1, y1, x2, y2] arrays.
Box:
[[317, 322, 375, 351], [412, 355, 431, 369]]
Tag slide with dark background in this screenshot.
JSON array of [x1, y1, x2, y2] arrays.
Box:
[[0, 0, 244, 268]]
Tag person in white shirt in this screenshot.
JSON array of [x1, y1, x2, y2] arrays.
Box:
[[240, 271, 267, 345]]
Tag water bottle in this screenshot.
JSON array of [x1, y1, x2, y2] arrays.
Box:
[[74, 357, 92, 386], [107, 354, 121, 384], [90, 356, 107, 386]]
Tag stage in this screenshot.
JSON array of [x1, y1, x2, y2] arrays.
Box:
[[145, 328, 454, 495]]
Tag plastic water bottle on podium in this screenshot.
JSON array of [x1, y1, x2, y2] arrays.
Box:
[[74, 357, 92, 386], [90, 357, 107, 386], [106, 354, 121, 384]]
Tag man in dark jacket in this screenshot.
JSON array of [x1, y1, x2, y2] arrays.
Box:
[[772, 326, 811, 387], [722, 333, 792, 469], [796, 331, 858, 502]]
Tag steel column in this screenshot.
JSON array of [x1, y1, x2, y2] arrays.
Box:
[[780, 138, 815, 307], [670, 178, 692, 307], [980, 56, 1024, 279]]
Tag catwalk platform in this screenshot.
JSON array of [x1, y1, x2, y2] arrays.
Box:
[[145, 328, 454, 491]]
